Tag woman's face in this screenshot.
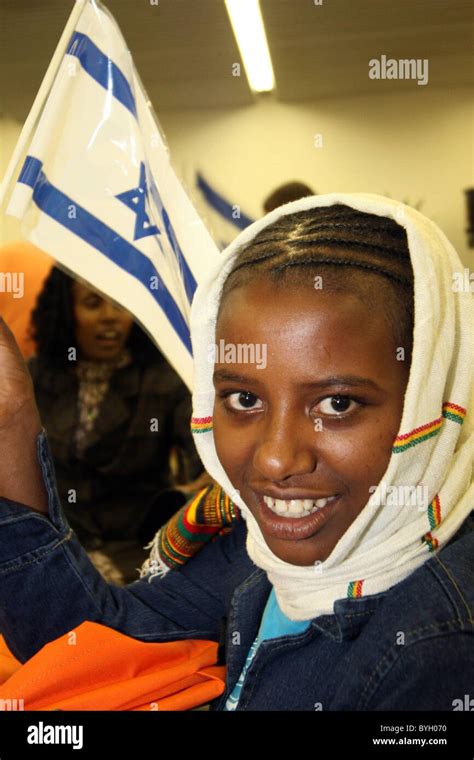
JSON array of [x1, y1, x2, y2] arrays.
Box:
[[213, 278, 410, 566], [72, 282, 134, 361]]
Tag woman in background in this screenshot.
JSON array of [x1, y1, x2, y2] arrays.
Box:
[[28, 266, 205, 584]]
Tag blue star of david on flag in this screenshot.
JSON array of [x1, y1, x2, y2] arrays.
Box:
[[116, 162, 160, 240]]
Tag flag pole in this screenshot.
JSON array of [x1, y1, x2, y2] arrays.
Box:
[[0, 0, 89, 209]]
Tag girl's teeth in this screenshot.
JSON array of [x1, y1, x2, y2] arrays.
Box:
[[315, 498, 328, 508], [263, 495, 336, 518], [288, 500, 303, 516]]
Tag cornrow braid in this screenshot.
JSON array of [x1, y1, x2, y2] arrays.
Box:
[[250, 220, 406, 246], [270, 256, 412, 288], [219, 203, 415, 357], [229, 252, 412, 288]]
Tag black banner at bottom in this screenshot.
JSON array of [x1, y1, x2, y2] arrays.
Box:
[[0, 710, 472, 757]]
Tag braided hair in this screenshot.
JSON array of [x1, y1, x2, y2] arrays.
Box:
[[219, 204, 415, 358]]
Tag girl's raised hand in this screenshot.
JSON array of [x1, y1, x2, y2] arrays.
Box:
[[0, 317, 37, 424], [0, 317, 49, 514]]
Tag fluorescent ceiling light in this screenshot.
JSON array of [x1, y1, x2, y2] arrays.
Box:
[[225, 0, 275, 93]]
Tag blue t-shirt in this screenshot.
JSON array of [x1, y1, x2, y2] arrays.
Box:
[[224, 587, 311, 711]]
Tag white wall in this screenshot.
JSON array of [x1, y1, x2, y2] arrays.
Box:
[[0, 117, 28, 244], [159, 87, 474, 268], [2, 85, 473, 266]]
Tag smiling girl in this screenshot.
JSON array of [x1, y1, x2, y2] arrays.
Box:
[[211, 204, 412, 569], [0, 194, 472, 711]]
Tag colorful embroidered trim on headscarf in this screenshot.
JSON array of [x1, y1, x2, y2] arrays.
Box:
[[347, 580, 364, 598], [140, 484, 240, 580], [421, 495, 442, 552], [191, 416, 213, 434], [392, 401, 466, 453], [427, 494, 442, 530], [422, 532, 439, 552], [442, 402, 467, 425]]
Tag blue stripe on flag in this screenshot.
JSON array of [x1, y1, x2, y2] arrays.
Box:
[[196, 172, 254, 231], [147, 173, 197, 304], [65, 34, 198, 303], [162, 206, 197, 303], [18, 158, 191, 354], [66, 31, 137, 117], [18, 156, 43, 187]]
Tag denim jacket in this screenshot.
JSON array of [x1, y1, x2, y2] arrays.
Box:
[[0, 430, 473, 711]]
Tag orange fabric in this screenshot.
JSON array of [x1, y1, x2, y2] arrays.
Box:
[[0, 241, 53, 358], [0, 635, 21, 683], [0, 622, 225, 711]]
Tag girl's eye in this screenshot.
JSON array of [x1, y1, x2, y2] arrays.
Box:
[[316, 395, 358, 416], [224, 391, 263, 412]]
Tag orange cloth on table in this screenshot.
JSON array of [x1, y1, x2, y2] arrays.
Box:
[[0, 622, 225, 711], [0, 241, 53, 358]]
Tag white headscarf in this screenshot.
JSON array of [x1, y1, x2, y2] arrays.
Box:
[[190, 193, 473, 620]]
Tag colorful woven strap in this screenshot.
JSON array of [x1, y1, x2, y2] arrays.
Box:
[[140, 484, 241, 579]]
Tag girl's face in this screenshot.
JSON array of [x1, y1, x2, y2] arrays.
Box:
[[72, 282, 134, 361], [213, 278, 410, 567]]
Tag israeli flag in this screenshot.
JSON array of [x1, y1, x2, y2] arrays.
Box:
[[195, 171, 254, 251], [4, 0, 220, 390]]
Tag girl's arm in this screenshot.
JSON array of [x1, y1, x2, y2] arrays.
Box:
[[0, 319, 48, 514], [0, 318, 251, 663], [0, 432, 250, 663], [0, 398, 48, 514]]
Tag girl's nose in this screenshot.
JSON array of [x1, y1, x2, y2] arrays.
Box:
[[252, 415, 317, 482]]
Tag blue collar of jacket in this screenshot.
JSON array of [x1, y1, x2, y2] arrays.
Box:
[[222, 508, 474, 667], [235, 567, 388, 641], [220, 565, 389, 692]]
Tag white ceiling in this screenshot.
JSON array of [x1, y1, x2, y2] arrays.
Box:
[[0, 0, 472, 122]]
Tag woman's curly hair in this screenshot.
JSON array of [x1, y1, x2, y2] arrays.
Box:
[[30, 266, 164, 368]]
